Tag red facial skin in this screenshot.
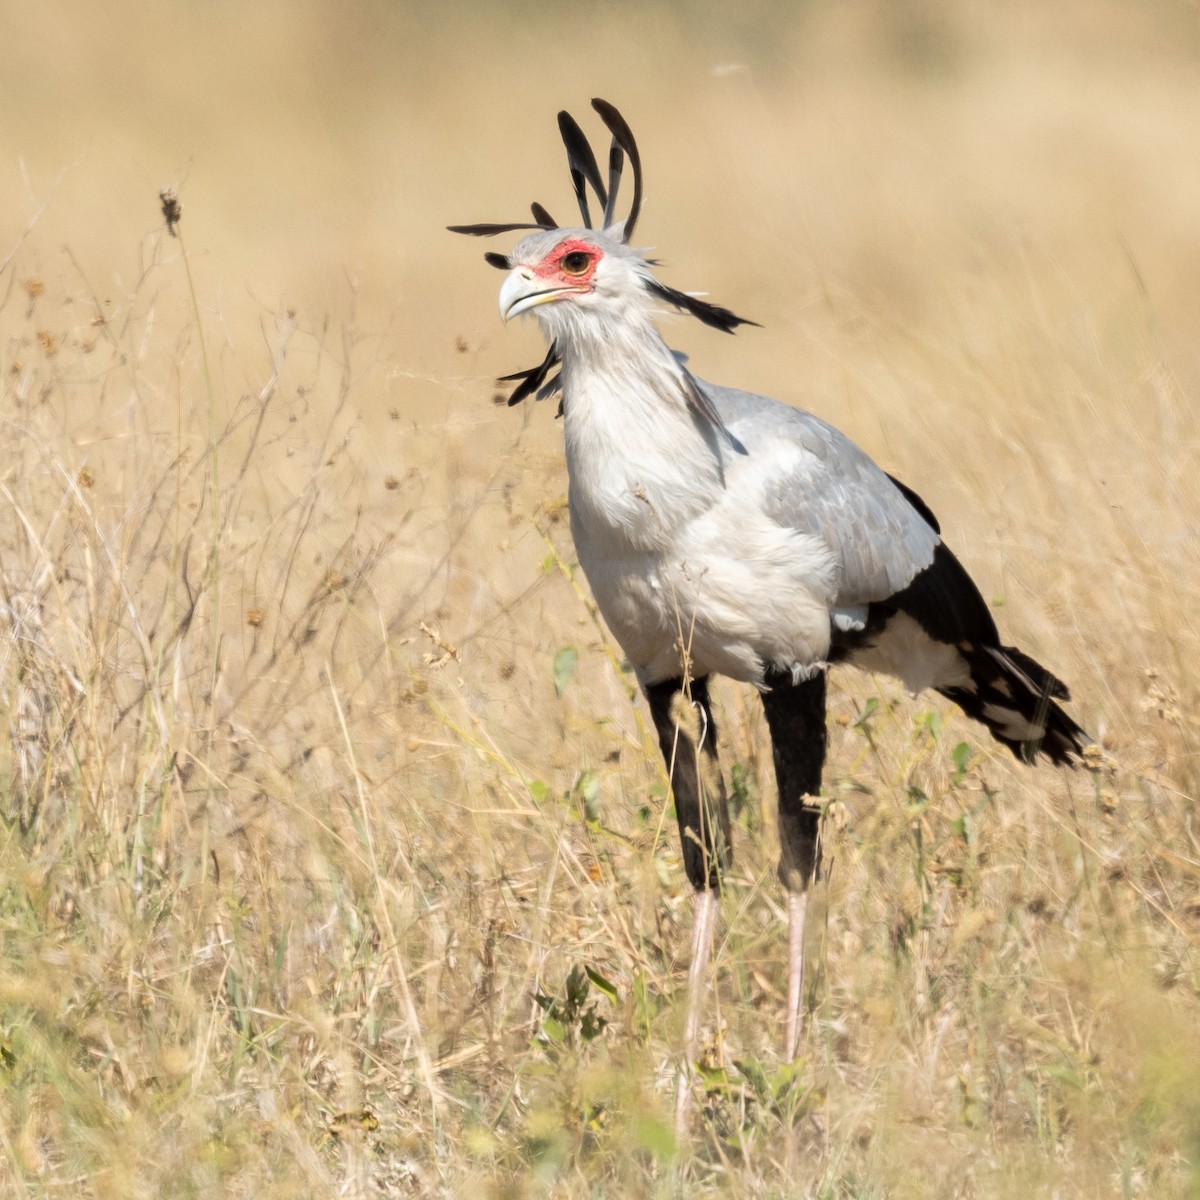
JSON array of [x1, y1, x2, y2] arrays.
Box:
[[530, 237, 602, 288]]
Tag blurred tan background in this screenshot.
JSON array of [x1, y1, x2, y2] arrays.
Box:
[[8, 0, 1200, 393]]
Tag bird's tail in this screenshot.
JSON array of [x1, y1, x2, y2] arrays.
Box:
[[941, 643, 1092, 766]]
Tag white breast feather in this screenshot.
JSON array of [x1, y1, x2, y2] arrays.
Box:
[[563, 348, 838, 687]]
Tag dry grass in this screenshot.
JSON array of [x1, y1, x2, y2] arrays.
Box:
[[1, 1, 1198, 1196]]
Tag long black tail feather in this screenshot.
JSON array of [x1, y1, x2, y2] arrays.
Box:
[[889, 539, 1091, 765], [941, 644, 1090, 766]]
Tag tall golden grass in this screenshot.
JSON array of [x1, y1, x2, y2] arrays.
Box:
[[1, 1, 1197, 1195]]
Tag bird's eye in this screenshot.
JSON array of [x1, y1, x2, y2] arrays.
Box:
[[560, 251, 591, 276]]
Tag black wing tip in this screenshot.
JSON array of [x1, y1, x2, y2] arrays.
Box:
[[886, 474, 942, 534]]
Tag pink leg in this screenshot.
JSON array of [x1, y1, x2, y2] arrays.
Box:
[[784, 890, 808, 1061], [675, 887, 718, 1136]]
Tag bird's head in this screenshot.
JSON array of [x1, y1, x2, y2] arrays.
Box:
[[497, 227, 652, 341], [449, 99, 756, 406]]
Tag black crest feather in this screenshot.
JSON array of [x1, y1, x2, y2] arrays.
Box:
[[498, 343, 562, 406], [591, 98, 642, 238], [557, 110, 607, 228], [446, 221, 550, 237], [646, 280, 758, 334]]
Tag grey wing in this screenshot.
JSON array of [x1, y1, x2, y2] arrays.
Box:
[[698, 383, 1090, 765], [707, 382, 941, 610]]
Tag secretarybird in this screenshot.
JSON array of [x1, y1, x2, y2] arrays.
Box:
[[450, 100, 1091, 1069]]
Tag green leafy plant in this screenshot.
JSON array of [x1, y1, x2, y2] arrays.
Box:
[[533, 964, 617, 1058]]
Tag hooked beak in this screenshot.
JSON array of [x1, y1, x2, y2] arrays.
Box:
[[499, 269, 582, 322]]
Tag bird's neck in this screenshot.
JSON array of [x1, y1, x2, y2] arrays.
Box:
[[559, 311, 671, 392], [553, 316, 726, 542], [557, 315, 715, 448]]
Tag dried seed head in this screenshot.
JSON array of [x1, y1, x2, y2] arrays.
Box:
[[1080, 742, 1117, 772], [159, 187, 182, 237]]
